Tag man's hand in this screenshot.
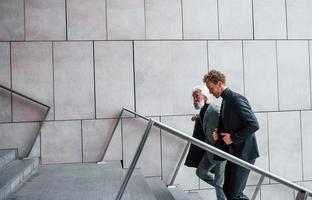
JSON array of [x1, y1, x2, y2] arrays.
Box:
[[221, 133, 233, 145], [212, 128, 219, 141], [191, 115, 198, 121]]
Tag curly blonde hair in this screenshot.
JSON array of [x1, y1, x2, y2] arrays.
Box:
[[203, 69, 226, 84]]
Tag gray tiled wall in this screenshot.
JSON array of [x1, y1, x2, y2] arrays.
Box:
[[253, 0, 287, 39], [67, 0, 106, 40], [243, 41, 279, 112], [53, 41, 95, 120], [25, 0, 66, 40], [0, 0, 24, 41], [1, 0, 312, 199], [11, 42, 54, 121]]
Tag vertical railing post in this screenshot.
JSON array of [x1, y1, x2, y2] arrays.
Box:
[[168, 141, 191, 186], [26, 107, 50, 158], [251, 175, 265, 200], [296, 191, 308, 200], [99, 108, 125, 162], [115, 119, 154, 200]]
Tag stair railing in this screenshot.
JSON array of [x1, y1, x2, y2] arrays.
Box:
[[0, 84, 50, 158], [102, 107, 312, 200]]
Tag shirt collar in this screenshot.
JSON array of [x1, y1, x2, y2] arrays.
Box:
[[221, 87, 230, 99]]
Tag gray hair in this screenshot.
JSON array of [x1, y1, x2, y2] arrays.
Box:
[[192, 85, 213, 103]]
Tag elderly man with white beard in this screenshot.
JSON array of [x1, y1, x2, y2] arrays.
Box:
[[185, 85, 226, 200]]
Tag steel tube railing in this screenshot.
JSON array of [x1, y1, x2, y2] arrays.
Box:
[[152, 119, 312, 196], [0, 84, 50, 158], [106, 108, 312, 200]]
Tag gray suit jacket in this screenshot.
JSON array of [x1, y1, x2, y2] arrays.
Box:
[[202, 102, 220, 162]]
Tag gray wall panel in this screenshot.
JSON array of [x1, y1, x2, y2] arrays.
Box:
[[25, 0, 66, 40], [301, 111, 312, 180], [253, 0, 287, 39], [261, 184, 294, 200], [218, 0, 253, 39], [0, 42, 11, 122], [243, 41, 279, 112], [287, 0, 312, 39], [11, 42, 53, 121], [41, 120, 82, 164], [53, 42, 95, 120], [94, 41, 134, 118], [145, 0, 182, 39], [182, 0, 218, 39], [247, 113, 270, 185], [0, 42, 11, 86], [208, 41, 245, 95], [277, 41, 310, 110], [67, 0, 106, 40], [160, 115, 196, 187], [0, 0, 24, 40], [0, 122, 39, 157], [268, 111, 302, 182], [107, 0, 145, 40], [135, 41, 207, 116], [122, 117, 161, 177], [82, 119, 122, 162]]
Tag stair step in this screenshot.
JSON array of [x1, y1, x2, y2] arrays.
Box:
[[9, 162, 157, 200], [0, 157, 39, 200], [187, 192, 204, 200], [0, 149, 17, 169], [126, 169, 157, 200], [9, 161, 126, 200], [168, 187, 203, 200], [145, 177, 175, 200]]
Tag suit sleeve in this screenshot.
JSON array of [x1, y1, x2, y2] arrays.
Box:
[[231, 95, 259, 144]]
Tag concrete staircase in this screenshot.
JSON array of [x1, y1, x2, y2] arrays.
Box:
[[1, 157, 202, 200], [0, 149, 39, 200]]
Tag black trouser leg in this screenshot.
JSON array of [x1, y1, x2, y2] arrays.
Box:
[[223, 159, 256, 200]]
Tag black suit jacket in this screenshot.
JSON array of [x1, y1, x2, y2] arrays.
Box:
[[184, 104, 208, 168], [215, 88, 259, 161]]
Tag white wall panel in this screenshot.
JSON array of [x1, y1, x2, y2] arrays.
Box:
[[0, 0, 24, 40], [277, 41, 310, 110], [268, 111, 302, 182], [82, 119, 121, 162], [301, 111, 312, 180], [67, 0, 106, 40], [135, 41, 207, 116], [208, 41, 244, 95], [161, 115, 196, 187], [145, 0, 182, 39], [11, 42, 54, 121], [244, 41, 278, 112], [53, 42, 95, 120], [287, 0, 312, 39], [122, 117, 161, 177], [261, 184, 294, 200], [253, 0, 287, 39], [247, 113, 269, 185], [107, 0, 145, 40], [25, 0, 66, 40], [94, 41, 134, 118], [41, 120, 82, 164], [0, 122, 39, 157], [218, 0, 253, 39], [0, 42, 11, 123], [182, 0, 218, 39]]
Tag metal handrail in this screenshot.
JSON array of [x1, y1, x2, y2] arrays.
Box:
[[0, 84, 50, 158], [103, 108, 312, 200], [99, 107, 188, 185]]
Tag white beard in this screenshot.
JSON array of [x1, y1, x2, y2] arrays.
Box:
[[194, 100, 205, 110]]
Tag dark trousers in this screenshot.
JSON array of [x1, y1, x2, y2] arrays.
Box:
[[223, 159, 256, 200]]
